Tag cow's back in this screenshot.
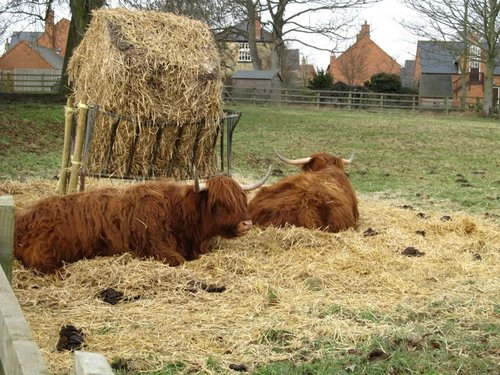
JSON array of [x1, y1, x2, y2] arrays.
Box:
[[249, 168, 358, 232]]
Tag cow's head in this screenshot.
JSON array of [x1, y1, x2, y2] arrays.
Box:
[[274, 149, 354, 172], [194, 167, 271, 237]]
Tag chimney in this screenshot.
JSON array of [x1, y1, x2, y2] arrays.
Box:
[[357, 21, 370, 41], [255, 18, 262, 40]]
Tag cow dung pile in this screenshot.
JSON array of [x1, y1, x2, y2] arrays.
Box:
[[67, 8, 223, 179], [7, 179, 500, 374]]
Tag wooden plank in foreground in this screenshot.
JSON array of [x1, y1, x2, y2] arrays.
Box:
[[73, 351, 113, 375], [0, 267, 49, 375]]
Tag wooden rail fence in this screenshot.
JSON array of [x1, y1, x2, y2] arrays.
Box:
[[0, 196, 113, 375]]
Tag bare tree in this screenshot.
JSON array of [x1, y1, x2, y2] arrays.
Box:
[[0, 1, 107, 95], [263, 0, 379, 76], [60, 0, 106, 95], [118, 0, 238, 30], [469, 0, 500, 115], [0, 0, 56, 49], [402, 0, 500, 115]]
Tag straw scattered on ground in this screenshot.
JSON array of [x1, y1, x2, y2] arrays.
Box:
[[5, 179, 500, 374]]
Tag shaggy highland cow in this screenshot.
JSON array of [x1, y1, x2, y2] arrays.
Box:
[[15, 170, 270, 274], [248, 151, 358, 232]]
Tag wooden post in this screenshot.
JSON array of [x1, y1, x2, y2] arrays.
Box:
[[68, 103, 88, 194], [444, 97, 449, 115], [0, 196, 14, 284], [58, 96, 75, 195], [73, 351, 113, 375], [0, 265, 49, 375]]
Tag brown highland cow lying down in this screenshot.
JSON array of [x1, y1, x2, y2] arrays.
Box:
[[249, 151, 359, 232], [14, 170, 270, 274]]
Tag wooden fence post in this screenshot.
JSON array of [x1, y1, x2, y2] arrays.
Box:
[[0, 195, 14, 284], [58, 96, 75, 195], [68, 103, 88, 194]]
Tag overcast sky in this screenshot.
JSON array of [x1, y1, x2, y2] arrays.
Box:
[[1, 0, 420, 69], [299, 0, 421, 69]]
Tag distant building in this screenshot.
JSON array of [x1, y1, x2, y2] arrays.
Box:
[[401, 60, 416, 89], [414, 40, 500, 108], [217, 19, 273, 75], [217, 20, 313, 87], [0, 10, 69, 92], [329, 21, 400, 86]]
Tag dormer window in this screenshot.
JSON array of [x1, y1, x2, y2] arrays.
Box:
[[238, 42, 251, 62]]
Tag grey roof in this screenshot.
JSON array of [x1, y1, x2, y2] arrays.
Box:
[[418, 40, 500, 75], [417, 41, 461, 74], [31, 43, 64, 69], [221, 20, 272, 42], [419, 74, 452, 97], [232, 70, 281, 80], [9, 31, 44, 48]]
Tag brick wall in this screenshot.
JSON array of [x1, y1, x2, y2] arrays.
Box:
[[0, 41, 53, 70]]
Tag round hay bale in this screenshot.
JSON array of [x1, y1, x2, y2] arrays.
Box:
[[67, 8, 223, 179]]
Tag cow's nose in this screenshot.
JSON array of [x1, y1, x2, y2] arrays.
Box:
[[237, 220, 252, 235], [241, 220, 252, 230]]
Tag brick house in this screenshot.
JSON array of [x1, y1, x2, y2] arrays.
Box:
[[329, 21, 400, 86], [218, 19, 273, 75], [414, 40, 500, 108], [0, 10, 69, 92], [218, 20, 315, 87]]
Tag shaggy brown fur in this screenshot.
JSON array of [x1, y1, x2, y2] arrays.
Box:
[[248, 153, 358, 232], [14, 176, 251, 274]]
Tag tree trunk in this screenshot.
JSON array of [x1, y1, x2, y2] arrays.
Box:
[[268, 0, 286, 76], [246, 1, 261, 70], [59, 0, 106, 96], [482, 60, 495, 115]]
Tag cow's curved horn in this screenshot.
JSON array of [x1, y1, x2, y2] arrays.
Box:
[[274, 149, 312, 165], [192, 166, 207, 192], [343, 150, 355, 164], [240, 165, 273, 191]]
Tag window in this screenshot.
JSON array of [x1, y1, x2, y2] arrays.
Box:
[[470, 44, 481, 70], [238, 42, 251, 62]]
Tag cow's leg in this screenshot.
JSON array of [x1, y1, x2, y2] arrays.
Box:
[[148, 244, 187, 266]]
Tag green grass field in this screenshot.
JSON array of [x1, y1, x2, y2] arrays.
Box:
[[2, 101, 498, 216], [1, 101, 499, 374]]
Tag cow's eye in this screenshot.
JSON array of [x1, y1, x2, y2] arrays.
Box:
[[212, 204, 225, 216]]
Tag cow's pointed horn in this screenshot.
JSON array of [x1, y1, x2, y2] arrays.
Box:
[[192, 166, 207, 192], [240, 165, 272, 191], [343, 150, 355, 164], [274, 148, 312, 165]]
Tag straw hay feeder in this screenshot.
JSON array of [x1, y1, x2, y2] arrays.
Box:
[[60, 8, 227, 192]]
